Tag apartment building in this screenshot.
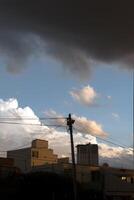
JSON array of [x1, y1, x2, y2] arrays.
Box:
[[7, 139, 58, 172], [77, 143, 98, 166]]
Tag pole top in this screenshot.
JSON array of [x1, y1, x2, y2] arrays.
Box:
[[67, 114, 75, 125]]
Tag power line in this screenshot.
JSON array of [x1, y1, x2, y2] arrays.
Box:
[[74, 125, 133, 153], [0, 121, 66, 127], [0, 115, 67, 127], [74, 127, 134, 168], [0, 114, 133, 170], [0, 121, 132, 153], [0, 120, 67, 153], [75, 122, 133, 150], [0, 142, 31, 152], [0, 116, 131, 150], [0, 117, 66, 120]]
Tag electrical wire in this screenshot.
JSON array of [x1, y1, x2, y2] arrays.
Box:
[[0, 117, 66, 120], [0, 142, 31, 152], [74, 127, 134, 168], [0, 120, 67, 153], [74, 124, 133, 152], [0, 116, 133, 169], [0, 121, 66, 127]]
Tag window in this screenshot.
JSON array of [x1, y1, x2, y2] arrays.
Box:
[[121, 176, 134, 184], [121, 176, 127, 181], [32, 151, 39, 158], [131, 177, 134, 183], [91, 171, 100, 182]]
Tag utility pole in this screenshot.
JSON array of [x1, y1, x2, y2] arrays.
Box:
[[132, 70, 134, 169], [67, 113, 77, 200]]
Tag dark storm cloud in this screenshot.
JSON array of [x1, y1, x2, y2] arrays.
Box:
[[0, 0, 134, 76]]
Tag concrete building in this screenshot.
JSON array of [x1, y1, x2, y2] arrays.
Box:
[[101, 166, 134, 200], [58, 157, 69, 164], [0, 157, 14, 167], [32, 163, 134, 200], [7, 139, 58, 172], [0, 157, 20, 178], [77, 143, 98, 166]]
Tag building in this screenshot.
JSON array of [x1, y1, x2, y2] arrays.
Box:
[[0, 157, 14, 167], [101, 166, 134, 200], [7, 139, 58, 172], [0, 157, 20, 178], [76, 143, 98, 166], [32, 163, 134, 200], [58, 157, 69, 164]]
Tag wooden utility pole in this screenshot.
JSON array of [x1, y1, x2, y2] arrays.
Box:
[[67, 113, 77, 200], [132, 70, 134, 169]]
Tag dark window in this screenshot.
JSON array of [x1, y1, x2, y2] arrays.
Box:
[[91, 171, 100, 181], [131, 177, 134, 183], [32, 151, 39, 158]]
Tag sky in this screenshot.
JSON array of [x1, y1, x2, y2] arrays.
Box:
[[0, 55, 132, 168], [0, 57, 132, 144], [0, 1, 133, 169]]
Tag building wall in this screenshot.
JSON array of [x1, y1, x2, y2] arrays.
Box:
[[31, 163, 134, 199], [0, 166, 20, 178], [77, 143, 98, 166], [31, 147, 58, 167], [32, 139, 48, 149], [90, 145, 98, 166], [0, 157, 14, 167], [7, 148, 31, 172], [58, 157, 69, 164], [31, 139, 57, 167], [7, 139, 58, 172], [101, 167, 134, 197]]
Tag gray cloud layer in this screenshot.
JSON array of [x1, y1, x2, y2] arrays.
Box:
[[0, 1, 134, 76]]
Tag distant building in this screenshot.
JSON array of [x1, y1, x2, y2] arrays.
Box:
[[58, 157, 69, 164], [0, 157, 20, 178], [0, 157, 14, 167], [76, 143, 98, 166], [7, 139, 58, 172]]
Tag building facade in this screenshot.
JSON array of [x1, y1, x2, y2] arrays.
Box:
[[58, 157, 69, 164], [0, 157, 20, 178], [32, 163, 134, 200], [77, 143, 98, 166], [7, 139, 58, 172]]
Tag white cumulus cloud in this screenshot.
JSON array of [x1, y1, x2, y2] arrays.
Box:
[[45, 110, 108, 137], [99, 143, 133, 169], [70, 85, 98, 106], [0, 98, 48, 151], [73, 114, 107, 137], [0, 98, 132, 169]]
